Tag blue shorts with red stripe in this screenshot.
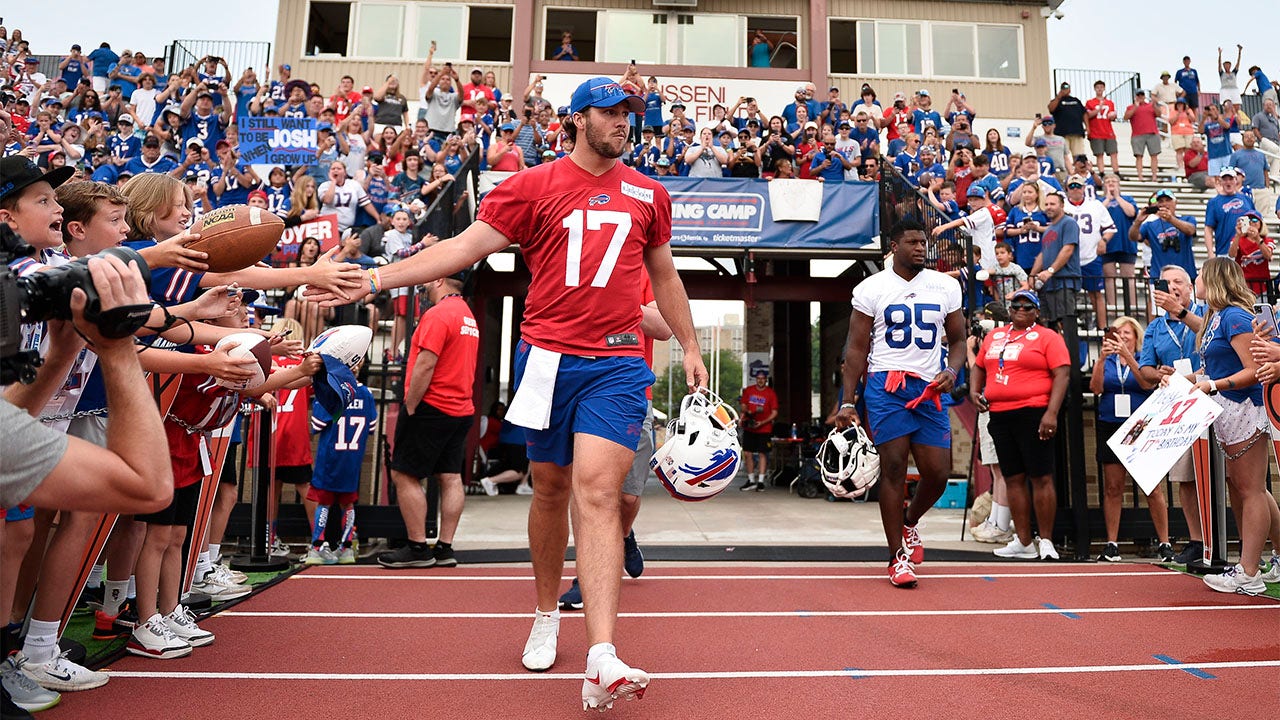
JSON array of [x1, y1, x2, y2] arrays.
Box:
[[512, 340, 653, 467], [863, 371, 951, 449], [4, 505, 35, 522]]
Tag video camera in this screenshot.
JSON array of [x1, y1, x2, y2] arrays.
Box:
[[0, 225, 153, 385]]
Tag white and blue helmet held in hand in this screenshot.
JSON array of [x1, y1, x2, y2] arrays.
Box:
[[817, 425, 880, 499], [651, 388, 742, 502]]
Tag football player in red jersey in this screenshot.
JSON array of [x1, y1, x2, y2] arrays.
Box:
[[308, 76, 707, 711]]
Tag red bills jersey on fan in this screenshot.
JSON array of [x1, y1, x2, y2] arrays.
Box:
[[477, 158, 671, 357], [272, 355, 314, 467], [167, 372, 240, 433]]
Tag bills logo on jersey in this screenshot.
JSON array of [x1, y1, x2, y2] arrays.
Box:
[[588, 193, 611, 206], [1222, 198, 1246, 213]]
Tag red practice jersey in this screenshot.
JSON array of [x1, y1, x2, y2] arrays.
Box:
[[166, 370, 240, 488], [477, 158, 671, 357], [272, 355, 314, 467]]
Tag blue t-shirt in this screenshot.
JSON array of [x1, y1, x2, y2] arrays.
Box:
[[886, 138, 906, 157], [750, 41, 771, 68], [1096, 355, 1151, 423], [643, 93, 663, 129], [1005, 207, 1048, 272], [1204, 193, 1255, 256], [810, 149, 847, 182], [970, 174, 1004, 204], [1140, 304, 1205, 373], [87, 48, 119, 78], [912, 109, 943, 135], [1175, 68, 1200, 96], [311, 385, 377, 493], [235, 85, 258, 119], [1252, 69, 1271, 94], [914, 162, 947, 186], [60, 58, 85, 88], [111, 63, 142, 99], [983, 148, 1012, 178], [1203, 121, 1231, 159], [1138, 215, 1198, 280], [90, 164, 120, 184], [210, 163, 255, 207], [1230, 148, 1268, 189], [107, 133, 141, 160], [849, 127, 879, 157], [124, 156, 179, 176], [1040, 215, 1081, 288], [1201, 306, 1263, 405], [1102, 195, 1139, 257]]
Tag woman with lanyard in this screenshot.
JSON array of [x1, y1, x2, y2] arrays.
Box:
[[1172, 258, 1269, 595], [1090, 316, 1171, 562], [971, 289, 1071, 561]]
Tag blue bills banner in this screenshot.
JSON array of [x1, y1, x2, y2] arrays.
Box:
[[663, 177, 879, 250], [238, 116, 318, 165]]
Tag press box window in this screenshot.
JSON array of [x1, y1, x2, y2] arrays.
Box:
[[545, 9, 597, 62], [307, 1, 352, 56]]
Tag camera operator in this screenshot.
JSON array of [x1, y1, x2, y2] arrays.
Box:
[[2, 253, 172, 513], [1130, 189, 1197, 287]]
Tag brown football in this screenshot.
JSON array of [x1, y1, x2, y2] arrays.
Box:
[[188, 205, 285, 273]]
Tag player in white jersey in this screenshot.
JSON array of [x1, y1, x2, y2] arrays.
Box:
[[1063, 175, 1116, 330], [837, 219, 967, 587]]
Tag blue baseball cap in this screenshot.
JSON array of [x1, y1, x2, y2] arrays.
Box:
[[499, 122, 516, 132], [966, 184, 988, 198], [569, 77, 646, 115], [1010, 289, 1040, 308], [280, 64, 291, 71], [1033, 138, 1047, 147]]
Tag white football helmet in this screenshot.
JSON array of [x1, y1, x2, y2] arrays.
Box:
[[651, 388, 742, 502], [817, 425, 880, 498]]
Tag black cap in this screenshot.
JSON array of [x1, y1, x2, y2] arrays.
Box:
[[0, 156, 75, 202], [142, 136, 161, 148]]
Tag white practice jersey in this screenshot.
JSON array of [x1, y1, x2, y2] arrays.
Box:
[[1064, 198, 1115, 266], [851, 267, 962, 378]]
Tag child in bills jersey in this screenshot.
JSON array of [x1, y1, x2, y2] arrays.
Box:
[[305, 361, 377, 564]]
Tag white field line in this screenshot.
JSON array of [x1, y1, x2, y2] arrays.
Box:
[[289, 570, 1181, 582]]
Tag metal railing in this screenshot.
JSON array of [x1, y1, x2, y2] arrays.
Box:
[[1052, 68, 1142, 114], [166, 40, 272, 77]]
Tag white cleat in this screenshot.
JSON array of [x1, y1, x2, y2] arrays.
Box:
[[521, 611, 559, 672], [582, 650, 649, 712]]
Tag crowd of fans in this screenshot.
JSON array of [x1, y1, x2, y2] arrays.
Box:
[[3, 18, 1280, 716]]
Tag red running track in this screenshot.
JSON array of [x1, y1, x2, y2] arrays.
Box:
[[70, 563, 1278, 720]]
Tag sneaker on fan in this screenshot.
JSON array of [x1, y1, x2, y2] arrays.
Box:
[[192, 570, 253, 602], [1, 655, 60, 712], [1097, 542, 1121, 562], [521, 611, 559, 672], [164, 606, 214, 647], [377, 544, 436, 569], [480, 477, 499, 496], [515, 483, 534, 496], [91, 610, 132, 641], [16, 651, 108, 692], [1157, 542, 1175, 563], [888, 549, 917, 588], [217, 563, 248, 584], [902, 524, 924, 564], [970, 520, 1013, 544], [337, 546, 357, 565], [582, 646, 648, 711], [1261, 553, 1280, 583], [304, 543, 339, 566], [994, 537, 1039, 559], [623, 531, 644, 579], [128, 614, 192, 660], [1204, 564, 1266, 596], [269, 538, 292, 558], [559, 578, 583, 610], [1038, 538, 1060, 561]]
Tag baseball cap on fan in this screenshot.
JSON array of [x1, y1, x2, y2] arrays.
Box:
[[569, 77, 646, 115], [0, 156, 75, 202]]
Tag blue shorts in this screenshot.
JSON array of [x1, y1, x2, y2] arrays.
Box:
[[864, 371, 952, 449], [1081, 258, 1104, 292], [4, 505, 35, 522], [513, 341, 654, 467]]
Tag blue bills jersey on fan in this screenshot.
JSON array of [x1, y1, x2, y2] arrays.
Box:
[[851, 267, 961, 379], [310, 384, 377, 494]]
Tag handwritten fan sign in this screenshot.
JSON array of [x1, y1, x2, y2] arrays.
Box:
[[270, 214, 340, 267], [1107, 374, 1222, 495]]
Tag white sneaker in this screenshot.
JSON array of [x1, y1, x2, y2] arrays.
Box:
[[18, 650, 109, 691], [994, 538, 1039, 559], [192, 570, 253, 602], [128, 613, 192, 659], [521, 611, 559, 672], [480, 477, 499, 496], [269, 538, 292, 558], [216, 563, 248, 584], [1204, 564, 1266, 596], [337, 546, 357, 564], [969, 520, 1013, 544], [164, 606, 215, 647], [515, 483, 534, 496], [1038, 538, 1060, 561], [582, 646, 649, 711], [1, 654, 61, 711], [303, 542, 339, 566], [1261, 554, 1280, 583]]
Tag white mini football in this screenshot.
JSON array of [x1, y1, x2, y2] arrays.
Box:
[[213, 332, 272, 391], [307, 325, 373, 371]]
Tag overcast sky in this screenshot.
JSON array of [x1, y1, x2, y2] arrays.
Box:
[[13, 1, 1279, 95]]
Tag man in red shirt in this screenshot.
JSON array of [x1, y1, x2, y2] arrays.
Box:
[[1124, 89, 1162, 182], [460, 67, 494, 122], [1085, 80, 1119, 177], [738, 370, 778, 491], [328, 75, 361, 123], [312, 78, 707, 709], [378, 273, 479, 570]]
